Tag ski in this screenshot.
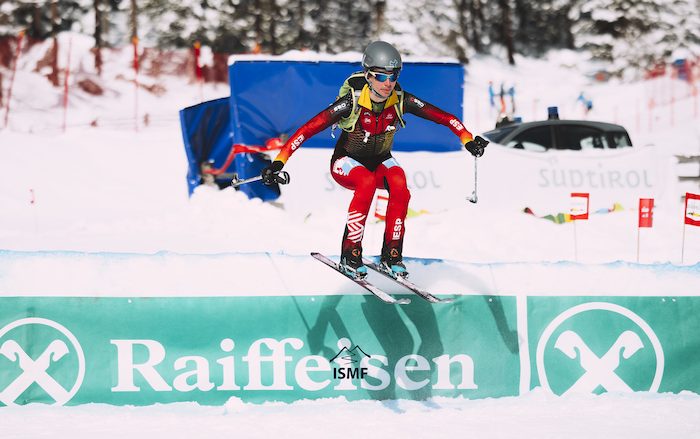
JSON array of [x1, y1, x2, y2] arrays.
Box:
[[363, 258, 453, 304], [311, 252, 411, 305]]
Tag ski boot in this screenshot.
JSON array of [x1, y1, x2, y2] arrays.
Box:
[[380, 247, 408, 278], [339, 247, 368, 279]]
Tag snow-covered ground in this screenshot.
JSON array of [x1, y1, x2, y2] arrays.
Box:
[[1, 34, 700, 437], [2, 391, 700, 439]]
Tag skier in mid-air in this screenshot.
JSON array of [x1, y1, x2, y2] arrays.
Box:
[[261, 41, 488, 279]]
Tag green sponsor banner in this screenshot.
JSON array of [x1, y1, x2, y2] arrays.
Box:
[[0, 295, 520, 406], [527, 297, 700, 395]]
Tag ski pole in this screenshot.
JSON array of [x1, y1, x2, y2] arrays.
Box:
[[468, 157, 478, 204], [231, 171, 290, 188]]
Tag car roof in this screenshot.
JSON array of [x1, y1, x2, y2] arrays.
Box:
[[486, 119, 629, 133]]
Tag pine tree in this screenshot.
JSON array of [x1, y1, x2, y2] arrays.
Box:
[[468, 0, 486, 54], [661, 0, 700, 60], [1, 0, 89, 39], [0, 2, 22, 37], [307, 0, 373, 54], [512, 0, 574, 56], [497, 0, 515, 64], [570, 0, 673, 73], [381, 0, 459, 58], [94, 0, 104, 75]]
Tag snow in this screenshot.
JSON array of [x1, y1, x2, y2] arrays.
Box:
[[2, 391, 700, 439], [1, 34, 700, 437]]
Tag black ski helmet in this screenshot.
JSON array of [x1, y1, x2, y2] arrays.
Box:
[[362, 41, 402, 72]]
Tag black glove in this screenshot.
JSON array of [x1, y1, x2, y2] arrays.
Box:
[[261, 160, 285, 185], [464, 136, 489, 157]]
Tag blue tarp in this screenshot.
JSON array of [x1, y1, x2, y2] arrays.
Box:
[[180, 60, 466, 200], [179, 97, 280, 200], [179, 97, 233, 195], [228, 60, 464, 152]]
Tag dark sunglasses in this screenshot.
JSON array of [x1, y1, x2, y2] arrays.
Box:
[[368, 70, 400, 82]]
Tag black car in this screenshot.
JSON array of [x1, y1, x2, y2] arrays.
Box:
[[482, 119, 633, 152]]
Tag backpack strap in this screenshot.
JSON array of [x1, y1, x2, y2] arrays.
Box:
[[394, 85, 406, 128], [336, 72, 367, 133], [336, 71, 406, 132]]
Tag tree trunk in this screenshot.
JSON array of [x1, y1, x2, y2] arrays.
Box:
[[130, 0, 138, 42], [94, 0, 103, 76], [253, 0, 263, 52], [31, 4, 43, 39], [469, 0, 483, 53], [512, 0, 527, 46], [456, 0, 470, 63], [295, 0, 307, 48], [561, 8, 575, 50], [375, 0, 386, 37], [49, 0, 59, 86], [269, 0, 278, 55], [315, 2, 328, 52], [498, 0, 515, 65]]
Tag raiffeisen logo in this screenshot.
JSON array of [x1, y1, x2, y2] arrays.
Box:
[[536, 302, 664, 395], [111, 337, 478, 393], [0, 318, 86, 406]]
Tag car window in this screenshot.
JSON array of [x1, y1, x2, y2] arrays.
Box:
[[558, 125, 607, 150], [507, 126, 553, 151], [610, 131, 632, 148], [483, 126, 518, 144]]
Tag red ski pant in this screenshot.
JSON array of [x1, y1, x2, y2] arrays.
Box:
[[331, 156, 411, 257]]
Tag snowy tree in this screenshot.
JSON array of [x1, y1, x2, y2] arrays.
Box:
[[305, 0, 374, 54], [141, 0, 210, 48], [381, 0, 460, 58], [1, 1, 89, 39], [569, 0, 678, 73], [0, 2, 23, 37], [465, 0, 487, 54], [660, 0, 700, 59], [513, 0, 574, 56], [497, 0, 515, 64], [139, 0, 247, 53], [1, 0, 697, 76]]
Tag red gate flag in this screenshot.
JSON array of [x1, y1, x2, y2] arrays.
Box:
[[686, 192, 700, 226], [194, 41, 203, 81], [374, 191, 389, 221], [639, 198, 654, 228], [570, 192, 589, 220]]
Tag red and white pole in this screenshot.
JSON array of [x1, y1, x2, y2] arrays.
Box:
[[132, 36, 139, 132], [3, 30, 24, 130], [194, 41, 203, 102], [62, 36, 73, 133], [670, 72, 675, 127]]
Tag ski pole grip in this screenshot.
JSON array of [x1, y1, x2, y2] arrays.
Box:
[[275, 171, 290, 185], [231, 172, 242, 187]]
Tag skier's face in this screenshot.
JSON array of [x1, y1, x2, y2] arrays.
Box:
[[367, 68, 398, 101]]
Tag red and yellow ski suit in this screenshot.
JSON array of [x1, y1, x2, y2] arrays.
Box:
[[273, 73, 474, 261]]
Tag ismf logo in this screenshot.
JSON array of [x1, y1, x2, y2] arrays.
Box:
[[0, 318, 85, 406], [328, 338, 370, 380], [536, 302, 664, 395]]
